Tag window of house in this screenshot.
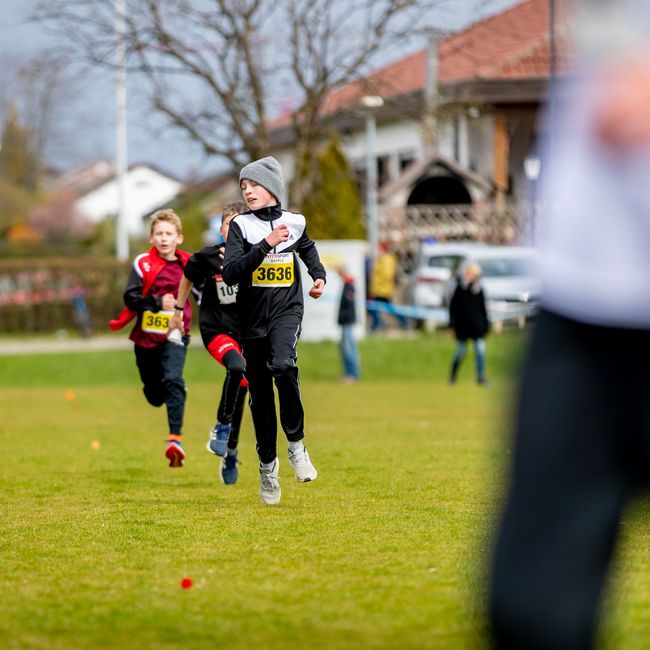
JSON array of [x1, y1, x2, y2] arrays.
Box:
[[399, 151, 416, 171], [353, 164, 366, 197], [377, 155, 390, 187], [352, 156, 390, 193]]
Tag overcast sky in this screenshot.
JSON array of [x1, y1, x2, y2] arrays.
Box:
[[1, 0, 520, 180]]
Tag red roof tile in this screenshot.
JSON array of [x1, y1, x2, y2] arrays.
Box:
[[439, 0, 571, 82], [270, 0, 571, 129]]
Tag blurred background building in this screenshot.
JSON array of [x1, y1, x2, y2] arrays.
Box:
[[0, 0, 573, 335]]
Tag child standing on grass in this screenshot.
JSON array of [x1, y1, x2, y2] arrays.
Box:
[[168, 201, 248, 485], [222, 156, 326, 506], [337, 266, 360, 383], [109, 209, 192, 468], [448, 262, 489, 385]]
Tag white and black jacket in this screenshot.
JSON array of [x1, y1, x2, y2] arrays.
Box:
[[222, 204, 326, 338]]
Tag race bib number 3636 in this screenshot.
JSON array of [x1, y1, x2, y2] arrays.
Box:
[[141, 310, 174, 334], [252, 252, 294, 288]]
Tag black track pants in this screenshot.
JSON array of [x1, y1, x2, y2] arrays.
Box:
[[217, 349, 246, 425], [225, 384, 248, 451], [243, 316, 304, 464], [135, 338, 189, 435]]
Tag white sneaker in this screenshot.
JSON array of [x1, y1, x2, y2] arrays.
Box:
[[288, 445, 318, 482], [259, 458, 281, 505]]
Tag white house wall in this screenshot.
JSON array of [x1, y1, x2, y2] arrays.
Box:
[[272, 111, 501, 206], [272, 120, 423, 206], [76, 166, 183, 236], [507, 111, 539, 203], [343, 119, 423, 172], [436, 119, 455, 162], [467, 115, 495, 181]]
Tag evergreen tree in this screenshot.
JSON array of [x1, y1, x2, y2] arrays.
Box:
[[0, 104, 40, 193], [0, 178, 32, 235], [301, 135, 365, 240]]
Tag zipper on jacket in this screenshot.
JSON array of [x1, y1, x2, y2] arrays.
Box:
[[269, 213, 276, 253], [266, 212, 274, 324]]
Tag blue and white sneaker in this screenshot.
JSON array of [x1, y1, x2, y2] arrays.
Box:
[[220, 449, 239, 485], [207, 423, 231, 457]]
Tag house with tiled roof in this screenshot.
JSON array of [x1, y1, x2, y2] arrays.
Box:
[[270, 0, 572, 236]]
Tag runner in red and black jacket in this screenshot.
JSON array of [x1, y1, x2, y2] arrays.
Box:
[[169, 202, 248, 485], [109, 209, 192, 468]]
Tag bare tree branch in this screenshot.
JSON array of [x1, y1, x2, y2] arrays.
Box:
[[32, 0, 444, 204]]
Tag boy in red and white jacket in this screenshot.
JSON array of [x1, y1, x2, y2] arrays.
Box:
[[110, 209, 192, 467]]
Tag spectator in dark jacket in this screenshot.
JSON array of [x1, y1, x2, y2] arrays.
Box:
[[337, 266, 360, 383], [449, 263, 489, 384]]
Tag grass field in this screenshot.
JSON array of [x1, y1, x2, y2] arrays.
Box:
[[1, 330, 649, 649]]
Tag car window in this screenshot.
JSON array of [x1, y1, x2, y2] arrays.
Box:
[[477, 257, 532, 277], [427, 255, 462, 270]]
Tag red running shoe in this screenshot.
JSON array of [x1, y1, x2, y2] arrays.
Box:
[[165, 434, 185, 468]]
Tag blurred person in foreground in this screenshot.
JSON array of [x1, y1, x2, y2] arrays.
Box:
[[489, 2, 650, 648]]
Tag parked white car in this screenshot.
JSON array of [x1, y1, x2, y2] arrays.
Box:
[[455, 246, 541, 324], [407, 241, 540, 327], [407, 240, 487, 311]]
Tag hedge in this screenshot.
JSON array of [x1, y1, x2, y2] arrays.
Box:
[[0, 257, 130, 334]]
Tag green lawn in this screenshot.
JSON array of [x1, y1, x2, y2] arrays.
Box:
[[1, 331, 648, 649]]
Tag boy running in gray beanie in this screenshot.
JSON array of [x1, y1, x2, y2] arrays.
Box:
[[223, 155, 326, 505], [238, 156, 285, 205]]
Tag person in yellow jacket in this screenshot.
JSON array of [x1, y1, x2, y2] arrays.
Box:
[[369, 241, 407, 331]]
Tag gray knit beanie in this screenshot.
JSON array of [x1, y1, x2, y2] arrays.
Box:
[[239, 156, 285, 203]]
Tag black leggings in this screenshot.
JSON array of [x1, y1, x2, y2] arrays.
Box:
[[243, 316, 304, 464], [489, 310, 650, 649], [217, 349, 248, 451]]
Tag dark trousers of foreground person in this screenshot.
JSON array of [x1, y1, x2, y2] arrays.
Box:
[[489, 310, 650, 650]]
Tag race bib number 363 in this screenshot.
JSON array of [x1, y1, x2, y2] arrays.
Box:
[[141, 310, 174, 334], [252, 252, 294, 288]]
